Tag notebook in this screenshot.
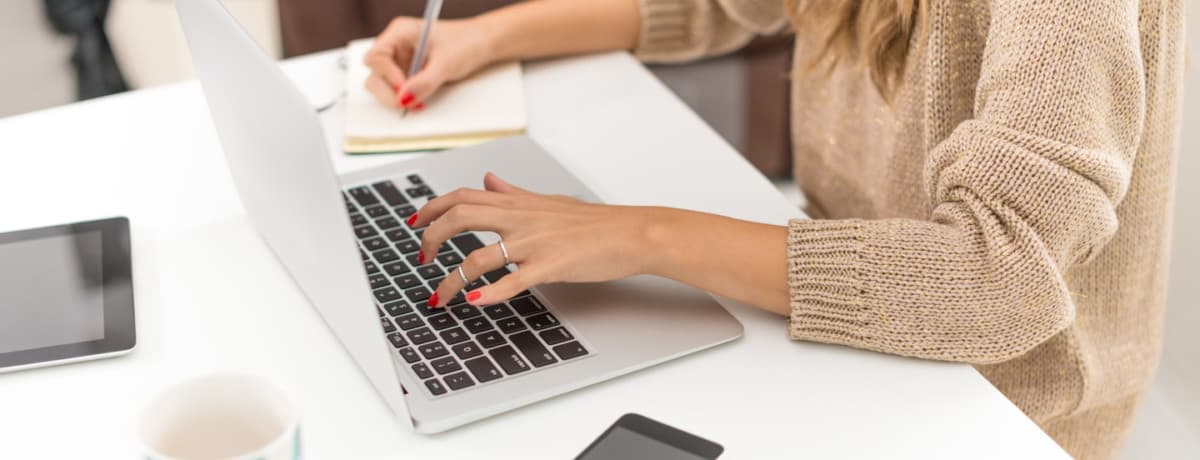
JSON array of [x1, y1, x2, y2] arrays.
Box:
[[342, 38, 527, 153]]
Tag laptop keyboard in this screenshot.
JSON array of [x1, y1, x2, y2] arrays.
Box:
[[343, 174, 590, 398]]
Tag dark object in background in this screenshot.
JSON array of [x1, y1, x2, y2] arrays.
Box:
[[43, 0, 129, 101]]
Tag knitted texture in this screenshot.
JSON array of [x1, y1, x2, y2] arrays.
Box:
[[635, 0, 1185, 458]]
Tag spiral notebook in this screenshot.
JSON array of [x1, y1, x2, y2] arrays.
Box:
[[342, 39, 527, 154]]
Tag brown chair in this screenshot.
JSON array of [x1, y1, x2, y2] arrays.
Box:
[[277, 0, 793, 178]]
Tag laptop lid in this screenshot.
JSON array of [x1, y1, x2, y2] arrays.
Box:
[[176, 0, 411, 425]]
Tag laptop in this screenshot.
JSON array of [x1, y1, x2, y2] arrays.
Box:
[[177, 0, 743, 433]]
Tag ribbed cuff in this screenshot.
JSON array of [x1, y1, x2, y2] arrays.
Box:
[[633, 0, 694, 61], [786, 219, 872, 345]]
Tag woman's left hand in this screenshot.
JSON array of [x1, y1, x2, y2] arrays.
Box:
[[412, 173, 662, 308]]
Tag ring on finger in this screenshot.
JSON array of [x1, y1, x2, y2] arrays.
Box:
[[499, 239, 511, 266], [457, 265, 469, 284]]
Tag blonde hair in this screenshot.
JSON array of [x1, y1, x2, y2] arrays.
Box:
[[786, 0, 924, 101]]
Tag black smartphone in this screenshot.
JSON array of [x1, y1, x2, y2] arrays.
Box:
[[575, 413, 724, 460]]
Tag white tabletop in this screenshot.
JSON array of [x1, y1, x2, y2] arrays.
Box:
[[0, 50, 1067, 459]]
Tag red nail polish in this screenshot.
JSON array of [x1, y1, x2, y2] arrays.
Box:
[[418, 250, 424, 265], [413, 102, 425, 111], [466, 290, 482, 302], [399, 91, 415, 106], [406, 213, 419, 226], [429, 292, 439, 307]]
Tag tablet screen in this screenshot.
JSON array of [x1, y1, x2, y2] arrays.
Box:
[[578, 426, 707, 460], [0, 231, 106, 354]]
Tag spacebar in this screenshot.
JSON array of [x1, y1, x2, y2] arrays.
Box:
[[509, 331, 558, 367]]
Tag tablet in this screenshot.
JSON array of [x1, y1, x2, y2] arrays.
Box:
[[576, 413, 724, 460], [0, 217, 136, 373]]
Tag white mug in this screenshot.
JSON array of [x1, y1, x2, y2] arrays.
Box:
[[139, 374, 301, 460]]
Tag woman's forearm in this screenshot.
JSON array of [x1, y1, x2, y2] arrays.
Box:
[[641, 208, 792, 316], [474, 0, 642, 62]]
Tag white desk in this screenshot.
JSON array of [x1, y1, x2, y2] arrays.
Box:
[[0, 51, 1068, 459]]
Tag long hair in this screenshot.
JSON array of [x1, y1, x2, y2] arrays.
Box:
[[786, 0, 924, 101]]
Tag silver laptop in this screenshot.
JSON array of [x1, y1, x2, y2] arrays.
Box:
[[177, 0, 743, 433]]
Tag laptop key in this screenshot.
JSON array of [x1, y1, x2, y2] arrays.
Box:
[[439, 327, 469, 345], [510, 331, 558, 368], [384, 301, 412, 316], [386, 332, 407, 348], [364, 261, 379, 274], [496, 317, 527, 334], [428, 314, 457, 331], [539, 327, 573, 346], [375, 216, 401, 230], [372, 248, 400, 263], [365, 205, 389, 218], [368, 273, 390, 290], [412, 362, 433, 379], [394, 205, 418, 218], [483, 303, 514, 320], [553, 341, 589, 360], [424, 378, 446, 396], [393, 274, 421, 290], [419, 342, 449, 360], [466, 278, 487, 291], [452, 341, 484, 360], [354, 225, 378, 239], [348, 186, 379, 206], [373, 286, 400, 303], [406, 185, 433, 198], [464, 356, 502, 383], [383, 262, 408, 277], [380, 317, 397, 333], [509, 296, 546, 316], [476, 331, 505, 348], [427, 277, 444, 291], [404, 286, 431, 303], [463, 317, 493, 334], [394, 314, 423, 331], [488, 346, 531, 375], [407, 174, 424, 185], [417, 264, 444, 280], [483, 267, 510, 283], [430, 356, 462, 375], [372, 181, 409, 206], [406, 327, 436, 345], [436, 252, 463, 266], [362, 237, 387, 251], [450, 234, 485, 255], [450, 304, 481, 320], [415, 301, 441, 317], [385, 228, 412, 242], [398, 347, 420, 363], [396, 239, 420, 254], [350, 213, 367, 226], [444, 371, 474, 391], [526, 312, 560, 331]]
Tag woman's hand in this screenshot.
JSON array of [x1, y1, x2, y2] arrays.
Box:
[[411, 173, 660, 307], [411, 173, 792, 316], [363, 17, 499, 110]]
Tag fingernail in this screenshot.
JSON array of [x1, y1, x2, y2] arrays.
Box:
[[399, 91, 415, 106], [466, 290, 482, 303], [406, 213, 419, 226], [413, 102, 425, 111], [429, 292, 439, 307], [418, 250, 425, 265]]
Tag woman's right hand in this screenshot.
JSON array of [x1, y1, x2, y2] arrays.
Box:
[[363, 17, 499, 110]]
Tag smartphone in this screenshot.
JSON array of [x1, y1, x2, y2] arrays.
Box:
[[575, 413, 724, 460]]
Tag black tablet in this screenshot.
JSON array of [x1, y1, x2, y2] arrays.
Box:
[[576, 413, 724, 460], [0, 217, 136, 373]]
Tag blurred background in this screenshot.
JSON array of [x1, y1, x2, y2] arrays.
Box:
[[0, 1, 1195, 457]]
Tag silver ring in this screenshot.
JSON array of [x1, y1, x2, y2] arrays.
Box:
[[457, 265, 469, 284], [498, 239, 511, 266]]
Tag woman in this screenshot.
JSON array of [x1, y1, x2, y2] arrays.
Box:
[[364, 1, 1184, 457]]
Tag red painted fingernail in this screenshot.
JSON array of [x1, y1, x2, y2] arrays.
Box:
[[466, 290, 482, 302], [413, 102, 425, 111], [429, 292, 439, 307], [399, 91, 415, 106], [418, 250, 425, 265], [406, 213, 419, 226]]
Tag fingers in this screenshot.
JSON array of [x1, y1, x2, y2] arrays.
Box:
[[397, 59, 449, 108], [365, 71, 398, 107], [429, 243, 507, 307], [416, 204, 510, 266], [483, 172, 531, 195], [471, 265, 543, 306], [409, 188, 515, 228], [364, 18, 416, 107]]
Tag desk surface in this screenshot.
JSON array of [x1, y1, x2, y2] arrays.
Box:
[[0, 51, 1067, 459]]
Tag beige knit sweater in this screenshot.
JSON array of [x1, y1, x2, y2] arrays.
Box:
[[634, 0, 1185, 458]]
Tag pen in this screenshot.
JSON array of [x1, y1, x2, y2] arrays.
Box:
[[402, 0, 445, 117]]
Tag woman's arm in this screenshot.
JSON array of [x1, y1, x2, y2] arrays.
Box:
[[478, 0, 641, 62]]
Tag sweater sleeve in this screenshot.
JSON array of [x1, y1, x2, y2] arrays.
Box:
[[787, 0, 1145, 364], [633, 0, 788, 63]]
